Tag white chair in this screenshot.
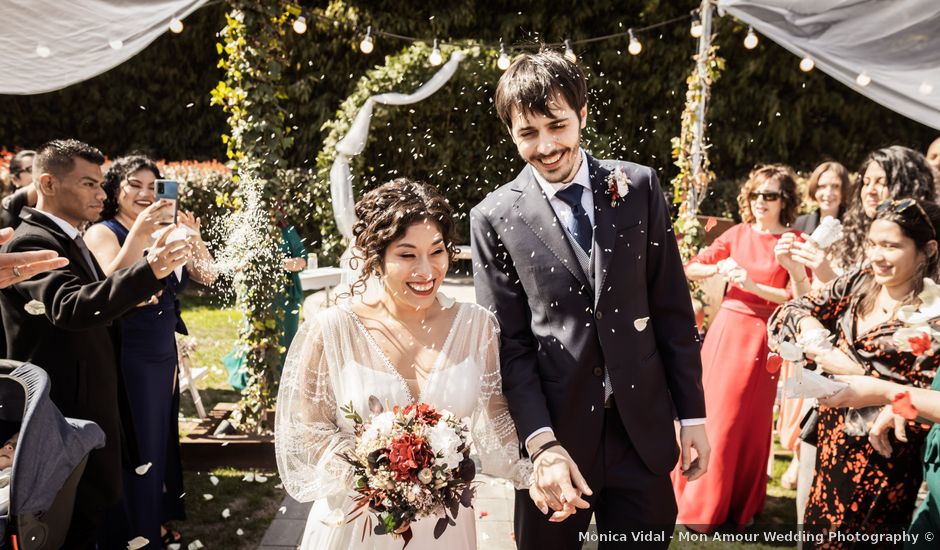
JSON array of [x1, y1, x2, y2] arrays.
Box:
[[177, 336, 209, 419]]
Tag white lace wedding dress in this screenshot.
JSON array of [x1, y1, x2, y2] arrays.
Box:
[[275, 300, 532, 549]]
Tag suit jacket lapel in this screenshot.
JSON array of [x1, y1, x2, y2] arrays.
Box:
[[589, 156, 617, 308], [512, 167, 591, 290], [20, 208, 99, 282]]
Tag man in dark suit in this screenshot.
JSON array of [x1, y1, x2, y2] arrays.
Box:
[[0, 139, 192, 548], [471, 51, 710, 548]]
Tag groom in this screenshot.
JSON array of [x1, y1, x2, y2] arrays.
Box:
[[471, 51, 709, 548]]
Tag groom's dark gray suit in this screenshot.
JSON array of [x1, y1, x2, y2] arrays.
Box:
[[471, 153, 705, 547]]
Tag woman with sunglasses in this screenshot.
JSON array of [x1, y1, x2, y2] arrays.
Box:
[[675, 164, 810, 530], [84, 155, 216, 549], [769, 199, 940, 547]]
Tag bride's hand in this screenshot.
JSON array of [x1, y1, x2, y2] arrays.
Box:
[[528, 484, 578, 522]]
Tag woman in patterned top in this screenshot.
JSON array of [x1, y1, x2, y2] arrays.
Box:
[[769, 199, 940, 548]]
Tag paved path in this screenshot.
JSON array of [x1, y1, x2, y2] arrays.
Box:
[[258, 474, 519, 550]]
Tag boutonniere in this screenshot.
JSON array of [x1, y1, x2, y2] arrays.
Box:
[[606, 167, 631, 207], [24, 299, 46, 316]]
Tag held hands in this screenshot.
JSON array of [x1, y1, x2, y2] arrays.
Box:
[[528, 441, 592, 523], [773, 232, 803, 272], [146, 225, 193, 280], [679, 424, 710, 481], [0, 227, 70, 288], [724, 266, 757, 293]]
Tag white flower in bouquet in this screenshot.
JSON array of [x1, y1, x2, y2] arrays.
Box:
[[358, 411, 396, 455], [418, 468, 434, 484], [809, 216, 844, 250], [897, 279, 940, 326], [427, 421, 463, 470]]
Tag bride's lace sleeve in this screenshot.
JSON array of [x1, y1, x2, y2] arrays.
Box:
[[471, 310, 533, 489], [274, 314, 355, 502]]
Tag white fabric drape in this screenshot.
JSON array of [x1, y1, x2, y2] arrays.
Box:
[[0, 0, 208, 95], [718, 0, 940, 130], [330, 51, 466, 242]]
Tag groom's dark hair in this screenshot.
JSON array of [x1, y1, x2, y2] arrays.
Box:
[[494, 49, 588, 129]]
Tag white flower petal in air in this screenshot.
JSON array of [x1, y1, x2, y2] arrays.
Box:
[[25, 300, 46, 315], [236, 528, 244, 536], [167, 544, 181, 550], [242, 472, 255, 482], [135, 462, 153, 475], [202, 493, 213, 501], [255, 474, 268, 483], [778, 341, 804, 362], [633, 317, 650, 332], [221, 508, 230, 518], [187, 541, 204, 550], [209, 475, 219, 486], [127, 536, 149, 550], [437, 292, 456, 309]]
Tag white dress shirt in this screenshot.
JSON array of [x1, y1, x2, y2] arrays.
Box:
[[35, 208, 80, 239]]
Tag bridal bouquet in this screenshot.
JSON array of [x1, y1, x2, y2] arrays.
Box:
[[340, 400, 475, 546]]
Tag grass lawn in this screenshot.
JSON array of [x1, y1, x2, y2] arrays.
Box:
[[173, 288, 286, 549]]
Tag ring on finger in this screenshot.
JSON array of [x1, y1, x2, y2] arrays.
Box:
[[12, 265, 22, 277]]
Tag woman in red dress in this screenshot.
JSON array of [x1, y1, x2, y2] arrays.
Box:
[[674, 164, 811, 530]]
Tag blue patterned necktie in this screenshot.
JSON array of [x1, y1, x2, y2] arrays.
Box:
[[555, 185, 593, 254]]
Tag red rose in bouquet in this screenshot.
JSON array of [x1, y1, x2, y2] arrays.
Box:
[[388, 433, 435, 481]]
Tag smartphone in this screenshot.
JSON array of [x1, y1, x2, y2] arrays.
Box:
[[154, 179, 179, 225]]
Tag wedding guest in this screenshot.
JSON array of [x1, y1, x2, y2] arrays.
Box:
[[84, 155, 215, 549], [926, 137, 940, 175], [0, 226, 68, 288], [818, 372, 940, 546], [779, 161, 851, 492], [675, 164, 810, 530], [769, 199, 940, 548], [0, 139, 192, 548], [832, 146, 936, 271], [8, 150, 35, 191]]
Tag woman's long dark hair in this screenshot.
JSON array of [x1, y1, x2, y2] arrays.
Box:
[[834, 146, 936, 269], [100, 155, 162, 220], [856, 200, 940, 317]]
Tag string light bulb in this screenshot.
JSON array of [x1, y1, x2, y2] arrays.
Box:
[[743, 27, 759, 49], [856, 72, 871, 87], [292, 16, 307, 34], [428, 39, 443, 66], [627, 29, 642, 55], [564, 39, 577, 63], [799, 56, 815, 72], [169, 16, 184, 34], [497, 45, 511, 70], [690, 18, 703, 38], [360, 26, 374, 54]]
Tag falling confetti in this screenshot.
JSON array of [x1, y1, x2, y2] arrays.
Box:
[[633, 317, 650, 332], [892, 392, 918, 420], [209, 475, 219, 486], [202, 494, 214, 501], [127, 536, 149, 550], [222, 508, 231, 518], [134, 462, 152, 475], [765, 353, 783, 374]]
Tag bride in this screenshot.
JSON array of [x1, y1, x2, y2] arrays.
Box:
[[275, 178, 532, 549]]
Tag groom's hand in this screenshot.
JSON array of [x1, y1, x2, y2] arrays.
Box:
[[679, 424, 711, 481], [528, 436, 592, 521]]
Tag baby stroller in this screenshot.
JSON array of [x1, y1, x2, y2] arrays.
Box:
[[0, 360, 105, 550]]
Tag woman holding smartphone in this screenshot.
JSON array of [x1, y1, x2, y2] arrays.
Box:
[[85, 155, 216, 549]]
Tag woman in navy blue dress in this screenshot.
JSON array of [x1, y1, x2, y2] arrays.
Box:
[[85, 155, 216, 548]]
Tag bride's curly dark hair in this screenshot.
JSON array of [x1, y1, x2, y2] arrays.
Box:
[[834, 146, 937, 269], [348, 178, 459, 297]]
